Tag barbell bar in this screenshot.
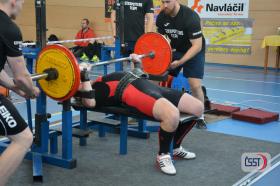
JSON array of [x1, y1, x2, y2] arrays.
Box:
[[21, 36, 113, 47], [30, 50, 155, 101], [29, 51, 154, 82], [82, 52, 155, 69], [32, 32, 172, 102], [83, 49, 176, 70]]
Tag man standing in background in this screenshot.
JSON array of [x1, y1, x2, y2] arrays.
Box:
[[156, 0, 207, 129], [111, 0, 154, 56]]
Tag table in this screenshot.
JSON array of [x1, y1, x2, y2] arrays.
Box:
[[261, 35, 280, 71]]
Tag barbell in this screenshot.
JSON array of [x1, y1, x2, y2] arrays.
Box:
[[32, 32, 172, 101], [21, 36, 113, 47]]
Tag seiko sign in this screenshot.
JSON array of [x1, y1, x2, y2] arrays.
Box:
[[188, 0, 249, 18]]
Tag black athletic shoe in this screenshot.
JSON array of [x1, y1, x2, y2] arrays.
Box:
[[196, 119, 207, 129]]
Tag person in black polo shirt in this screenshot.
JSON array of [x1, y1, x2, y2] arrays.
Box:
[[156, 0, 207, 129], [111, 0, 154, 56], [0, 0, 40, 184]]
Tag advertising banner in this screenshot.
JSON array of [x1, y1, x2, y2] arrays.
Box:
[[202, 19, 253, 55], [188, 0, 250, 18]]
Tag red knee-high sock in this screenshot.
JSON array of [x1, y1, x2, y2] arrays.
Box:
[[173, 120, 196, 149], [158, 127, 175, 155]]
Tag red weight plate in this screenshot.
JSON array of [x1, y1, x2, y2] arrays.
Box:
[[55, 45, 80, 101], [134, 32, 172, 75]]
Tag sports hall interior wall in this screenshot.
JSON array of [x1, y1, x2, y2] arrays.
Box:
[[16, 0, 280, 68]]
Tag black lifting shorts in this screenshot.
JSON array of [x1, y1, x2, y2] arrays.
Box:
[[0, 95, 28, 136]]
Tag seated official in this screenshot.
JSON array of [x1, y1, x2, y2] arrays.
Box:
[[77, 54, 204, 175], [72, 18, 98, 61]]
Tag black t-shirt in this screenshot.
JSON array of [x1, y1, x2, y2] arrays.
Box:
[[114, 0, 154, 42], [156, 4, 205, 53], [0, 10, 23, 71]]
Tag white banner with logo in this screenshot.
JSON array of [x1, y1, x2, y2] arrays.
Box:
[[188, 0, 250, 18]]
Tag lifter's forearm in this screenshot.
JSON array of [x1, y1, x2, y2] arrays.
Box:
[[0, 70, 16, 90], [80, 69, 96, 107]]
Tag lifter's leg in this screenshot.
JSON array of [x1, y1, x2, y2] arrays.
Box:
[[188, 78, 207, 129], [0, 128, 33, 186], [152, 98, 179, 175], [177, 93, 204, 117], [172, 93, 203, 159]]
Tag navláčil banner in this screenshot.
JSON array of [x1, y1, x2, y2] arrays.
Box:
[[188, 0, 249, 18]]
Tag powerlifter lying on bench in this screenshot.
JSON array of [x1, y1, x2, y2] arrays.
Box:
[[75, 54, 204, 175]]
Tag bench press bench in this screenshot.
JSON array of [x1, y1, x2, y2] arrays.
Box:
[[72, 103, 198, 155]]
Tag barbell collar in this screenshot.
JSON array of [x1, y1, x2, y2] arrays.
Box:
[[31, 68, 58, 81], [31, 73, 48, 81], [138, 52, 155, 59], [43, 68, 59, 81]]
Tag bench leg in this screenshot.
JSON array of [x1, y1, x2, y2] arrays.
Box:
[[79, 109, 88, 146], [120, 116, 128, 155], [98, 125, 106, 137], [50, 133, 58, 154]]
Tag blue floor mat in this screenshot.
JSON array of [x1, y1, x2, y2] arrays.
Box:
[[207, 118, 280, 143]]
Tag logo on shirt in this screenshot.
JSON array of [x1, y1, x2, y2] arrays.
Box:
[[164, 29, 184, 39], [14, 41, 23, 51], [164, 22, 170, 27], [0, 105, 17, 128], [191, 0, 204, 13], [124, 1, 143, 11]]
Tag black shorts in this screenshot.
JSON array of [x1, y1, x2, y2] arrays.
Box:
[[0, 95, 28, 136], [122, 79, 184, 116], [169, 49, 205, 79]]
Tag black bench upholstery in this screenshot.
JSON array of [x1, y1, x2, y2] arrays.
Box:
[[72, 104, 197, 122]]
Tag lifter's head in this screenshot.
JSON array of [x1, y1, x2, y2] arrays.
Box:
[[0, 0, 24, 20], [161, 0, 180, 17]]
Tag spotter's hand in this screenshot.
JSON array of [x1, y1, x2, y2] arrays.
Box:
[[169, 60, 182, 69]]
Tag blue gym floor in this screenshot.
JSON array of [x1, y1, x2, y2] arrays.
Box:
[[12, 63, 280, 143], [203, 64, 280, 143]]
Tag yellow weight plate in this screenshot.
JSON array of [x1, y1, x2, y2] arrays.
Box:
[[36, 45, 80, 101]]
